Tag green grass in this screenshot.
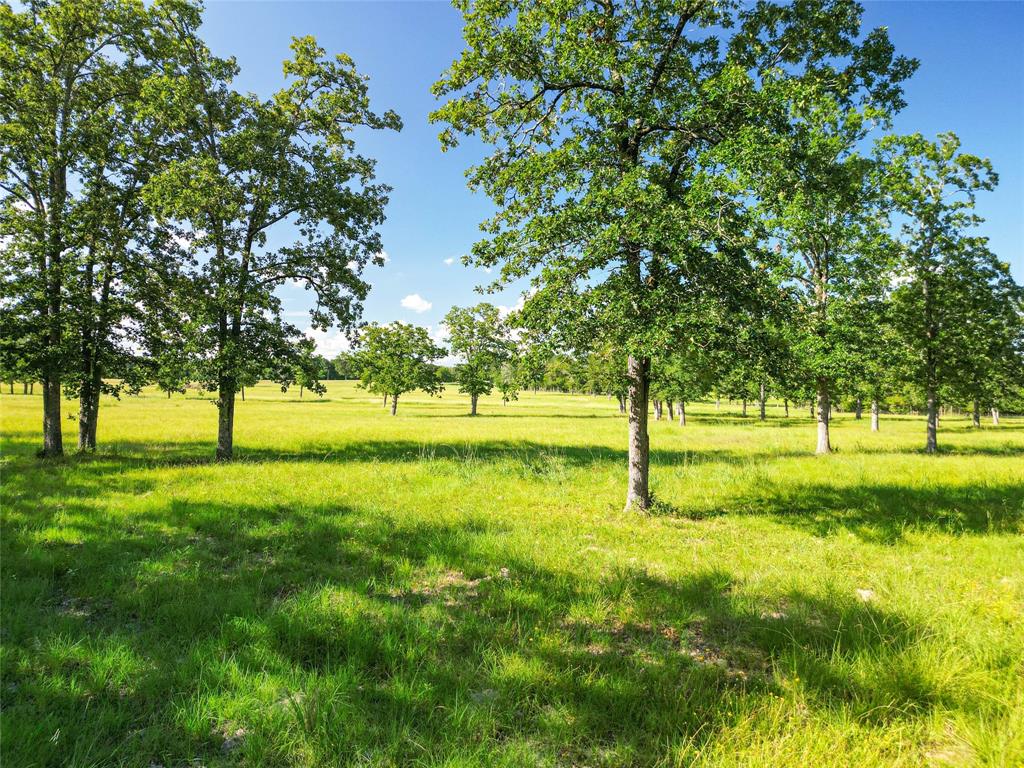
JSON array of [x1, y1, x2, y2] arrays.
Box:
[[2, 382, 1022, 767]]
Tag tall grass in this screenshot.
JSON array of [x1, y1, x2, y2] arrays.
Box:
[[2, 382, 1021, 766]]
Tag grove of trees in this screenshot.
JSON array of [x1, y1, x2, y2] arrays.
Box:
[[2, 0, 1022, 509]]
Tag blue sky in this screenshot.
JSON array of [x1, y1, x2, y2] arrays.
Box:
[[198, 1, 1024, 357]]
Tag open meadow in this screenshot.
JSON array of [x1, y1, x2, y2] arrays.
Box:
[[1, 382, 1023, 767]]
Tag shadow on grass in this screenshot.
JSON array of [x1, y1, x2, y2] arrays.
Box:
[[1, 491, 967, 765], [3, 432, 1021, 545]]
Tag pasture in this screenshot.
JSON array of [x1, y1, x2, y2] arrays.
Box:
[[2, 382, 1022, 767]]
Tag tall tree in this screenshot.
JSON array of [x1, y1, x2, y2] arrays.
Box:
[[444, 302, 511, 416], [728, 69, 915, 453], [0, 0, 166, 456], [145, 34, 400, 459], [351, 322, 445, 414], [432, 0, 912, 508], [878, 133, 997, 452]]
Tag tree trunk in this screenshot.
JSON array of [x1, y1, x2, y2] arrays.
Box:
[[391, 393, 398, 416], [167, 389, 172, 399], [925, 390, 938, 453], [470, 393, 478, 416], [758, 382, 766, 421], [972, 400, 980, 428], [678, 401, 686, 426], [29, 382, 33, 394], [810, 400, 815, 419], [741, 398, 747, 418], [992, 407, 999, 426], [383, 393, 388, 406], [8, 381, 13, 394], [625, 355, 650, 511], [715, 395, 720, 410], [871, 400, 879, 432], [617, 394, 626, 414], [666, 401, 674, 422], [78, 377, 101, 452], [784, 398, 789, 418], [241, 387, 245, 401], [653, 399, 662, 420], [22, 382, 27, 395], [855, 398, 862, 420], [816, 381, 831, 455], [299, 385, 303, 398], [41, 376, 63, 457], [216, 379, 235, 461]]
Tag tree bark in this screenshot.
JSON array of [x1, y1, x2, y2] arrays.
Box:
[[22, 382, 27, 395], [715, 396, 720, 410], [617, 394, 626, 414], [855, 398, 862, 420], [167, 389, 172, 399], [925, 390, 938, 453], [666, 401, 674, 422], [678, 401, 686, 426], [783, 398, 789, 418], [625, 355, 650, 512], [871, 399, 879, 432], [816, 381, 831, 455], [39, 158, 67, 457], [216, 378, 235, 460], [78, 383, 101, 452], [470, 393, 478, 415], [991, 407, 999, 426], [972, 400, 980, 428], [741, 398, 747, 418], [41, 376, 63, 457], [241, 387, 245, 401], [810, 400, 815, 419], [391, 393, 398, 415], [758, 382, 766, 421]]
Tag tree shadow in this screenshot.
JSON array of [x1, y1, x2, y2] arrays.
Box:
[[1, 490, 967, 765], [685, 479, 1024, 543]]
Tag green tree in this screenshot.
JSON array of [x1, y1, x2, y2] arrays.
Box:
[[352, 322, 445, 415], [730, 73, 914, 453], [878, 133, 997, 452], [145, 35, 400, 459], [0, 0, 177, 455], [443, 303, 511, 416], [432, 0, 910, 508]]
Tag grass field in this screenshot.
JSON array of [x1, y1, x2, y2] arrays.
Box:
[[2, 382, 1022, 767]]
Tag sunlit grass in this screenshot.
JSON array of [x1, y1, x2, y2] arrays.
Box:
[[2, 382, 1022, 766]]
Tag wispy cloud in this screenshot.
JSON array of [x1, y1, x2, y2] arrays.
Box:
[[443, 257, 455, 266], [401, 293, 432, 313]]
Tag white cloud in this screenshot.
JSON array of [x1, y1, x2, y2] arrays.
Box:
[[375, 250, 390, 264], [443, 257, 455, 266], [428, 322, 450, 344], [305, 327, 351, 358], [401, 293, 432, 313], [498, 294, 526, 318]]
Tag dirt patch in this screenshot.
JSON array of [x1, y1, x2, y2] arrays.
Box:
[[563, 617, 767, 680]]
